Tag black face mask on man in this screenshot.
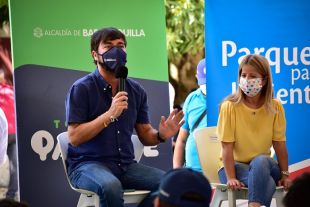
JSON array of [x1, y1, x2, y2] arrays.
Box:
[[98, 46, 127, 72]]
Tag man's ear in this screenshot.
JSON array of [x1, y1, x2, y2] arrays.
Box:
[[91, 50, 99, 62], [153, 197, 160, 207]]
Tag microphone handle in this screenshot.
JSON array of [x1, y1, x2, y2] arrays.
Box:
[[118, 78, 127, 115], [118, 78, 126, 92]]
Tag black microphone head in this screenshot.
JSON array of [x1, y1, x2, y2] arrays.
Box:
[[115, 66, 128, 78]]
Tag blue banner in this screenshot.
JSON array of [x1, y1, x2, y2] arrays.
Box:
[[205, 0, 310, 176]]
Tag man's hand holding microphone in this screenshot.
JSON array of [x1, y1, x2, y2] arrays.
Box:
[[105, 66, 128, 123]]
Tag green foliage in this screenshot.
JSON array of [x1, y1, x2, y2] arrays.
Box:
[[0, 0, 8, 8], [0, 0, 9, 28], [165, 0, 205, 64]]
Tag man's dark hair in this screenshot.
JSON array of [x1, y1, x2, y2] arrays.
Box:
[[283, 172, 310, 207], [90, 27, 126, 64], [0, 198, 29, 207]]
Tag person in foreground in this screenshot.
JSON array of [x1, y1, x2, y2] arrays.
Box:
[[153, 168, 212, 207], [283, 172, 310, 207], [65, 27, 184, 207], [0, 198, 28, 207], [0, 41, 18, 200], [173, 58, 207, 172], [217, 54, 291, 207]]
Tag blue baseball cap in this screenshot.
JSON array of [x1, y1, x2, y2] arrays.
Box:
[[158, 168, 212, 207], [197, 58, 206, 85]]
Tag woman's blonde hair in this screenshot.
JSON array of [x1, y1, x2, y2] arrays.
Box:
[[224, 54, 275, 113]]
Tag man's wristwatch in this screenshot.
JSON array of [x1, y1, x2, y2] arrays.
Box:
[[110, 115, 117, 123], [281, 171, 290, 177], [157, 132, 165, 143], [103, 114, 117, 128]]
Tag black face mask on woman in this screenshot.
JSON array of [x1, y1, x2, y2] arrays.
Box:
[[98, 46, 127, 72]]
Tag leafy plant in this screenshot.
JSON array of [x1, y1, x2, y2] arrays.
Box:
[[165, 0, 205, 105], [0, 0, 9, 29], [165, 0, 204, 64]]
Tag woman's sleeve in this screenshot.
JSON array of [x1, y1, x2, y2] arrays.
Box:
[[273, 99, 286, 141], [217, 101, 236, 142]]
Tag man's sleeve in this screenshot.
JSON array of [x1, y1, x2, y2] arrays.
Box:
[[65, 84, 89, 125], [136, 86, 150, 124]]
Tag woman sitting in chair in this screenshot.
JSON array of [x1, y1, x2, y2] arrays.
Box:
[[217, 54, 291, 207]]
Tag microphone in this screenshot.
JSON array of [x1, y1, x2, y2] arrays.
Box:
[[115, 66, 128, 92]]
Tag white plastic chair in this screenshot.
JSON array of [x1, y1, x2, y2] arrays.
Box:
[[194, 127, 285, 207], [57, 132, 150, 207]]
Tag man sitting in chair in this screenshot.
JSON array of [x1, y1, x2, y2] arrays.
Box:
[[65, 27, 184, 207]]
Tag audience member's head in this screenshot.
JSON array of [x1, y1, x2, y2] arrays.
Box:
[[196, 58, 206, 95], [0, 198, 29, 207], [154, 168, 212, 207], [283, 172, 310, 207], [196, 58, 206, 86]]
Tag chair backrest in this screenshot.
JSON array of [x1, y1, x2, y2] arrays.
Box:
[[193, 127, 221, 183], [131, 134, 144, 162], [57, 132, 74, 188], [57, 132, 144, 172]]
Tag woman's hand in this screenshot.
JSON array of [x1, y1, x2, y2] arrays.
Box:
[[278, 176, 292, 190], [227, 178, 245, 190]]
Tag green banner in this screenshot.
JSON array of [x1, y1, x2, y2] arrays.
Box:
[[10, 0, 168, 81]]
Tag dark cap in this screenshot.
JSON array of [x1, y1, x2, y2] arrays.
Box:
[[158, 168, 212, 207]]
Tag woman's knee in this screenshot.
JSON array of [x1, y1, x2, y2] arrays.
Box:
[[250, 155, 271, 168], [218, 167, 227, 184]]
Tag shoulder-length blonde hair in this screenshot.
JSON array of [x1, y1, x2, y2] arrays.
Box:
[[223, 54, 275, 113]]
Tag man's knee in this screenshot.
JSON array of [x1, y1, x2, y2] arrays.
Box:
[[101, 178, 122, 194]]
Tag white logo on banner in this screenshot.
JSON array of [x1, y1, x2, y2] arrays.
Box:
[[33, 27, 43, 38], [31, 130, 60, 161], [30, 127, 159, 161], [32, 27, 146, 38]]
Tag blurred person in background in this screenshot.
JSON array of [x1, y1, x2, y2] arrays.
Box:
[[0, 38, 18, 200], [0, 107, 8, 168], [173, 58, 207, 172]]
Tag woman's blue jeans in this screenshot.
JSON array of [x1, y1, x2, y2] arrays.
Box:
[[69, 161, 165, 207], [218, 155, 281, 206]]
